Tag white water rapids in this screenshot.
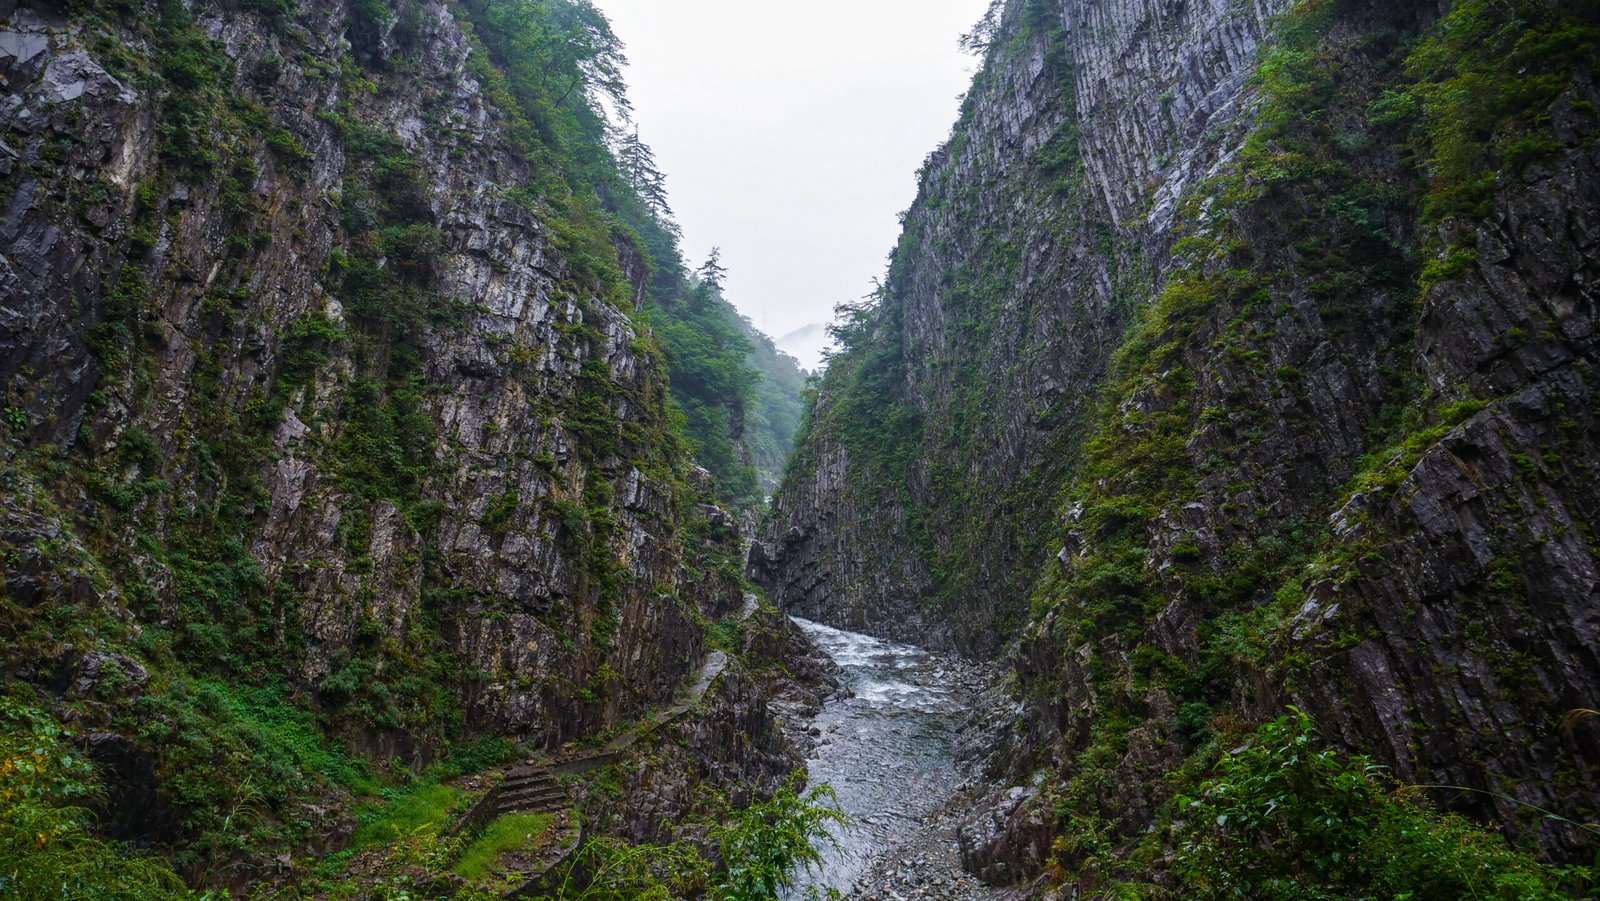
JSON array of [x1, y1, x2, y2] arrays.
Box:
[[783, 617, 990, 897]]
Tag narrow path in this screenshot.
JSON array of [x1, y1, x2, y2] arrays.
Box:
[[560, 591, 755, 769], [783, 618, 1010, 901], [445, 593, 763, 890]]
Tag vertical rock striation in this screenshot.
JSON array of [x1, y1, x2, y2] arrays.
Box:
[[754, 0, 1289, 652], [761, 0, 1600, 888], [0, 0, 793, 882]]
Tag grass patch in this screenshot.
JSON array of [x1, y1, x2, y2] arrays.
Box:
[[351, 783, 465, 849], [455, 812, 554, 879]]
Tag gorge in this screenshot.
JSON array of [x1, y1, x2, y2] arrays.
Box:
[[3, 0, 1600, 898]]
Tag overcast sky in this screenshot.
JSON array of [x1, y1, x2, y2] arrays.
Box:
[[593, 0, 990, 370]]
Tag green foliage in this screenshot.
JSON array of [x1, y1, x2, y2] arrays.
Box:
[[353, 783, 465, 850], [704, 614, 745, 653], [454, 811, 554, 878], [330, 371, 436, 518], [1173, 710, 1582, 900], [481, 489, 521, 533], [238, 0, 297, 27], [457, 0, 628, 154], [344, 738, 515, 854], [651, 276, 763, 506], [0, 690, 197, 900], [279, 314, 347, 390], [707, 777, 847, 901], [126, 676, 379, 870], [1397, 0, 1600, 228], [742, 327, 810, 493], [813, 288, 924, 504], [152, 0, 229, 176], [534, 773, 845, 900], [544, 835, 709, 900]]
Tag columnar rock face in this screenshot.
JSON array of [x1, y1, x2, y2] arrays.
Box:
[[760, 0, 1600, 887], [754, 0, 1290, 652], [0, 0, 780, 881]]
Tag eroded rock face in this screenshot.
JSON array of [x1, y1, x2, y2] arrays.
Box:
[[755, 0, 1289, 652], [575, 607, 821, 850], [763, 0, 1600, 887], [0, 0, 779, 877]]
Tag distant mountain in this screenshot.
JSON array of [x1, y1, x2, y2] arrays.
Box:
[[774, 323, 831, 372]]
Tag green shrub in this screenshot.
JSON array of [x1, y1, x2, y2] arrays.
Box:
[[1173, 710, 1582, 900], [0, 690, 197, 900]]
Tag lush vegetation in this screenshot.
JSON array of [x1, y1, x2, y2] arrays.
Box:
[[0, 691, 197, 900], [2, 0, 806, 893], [1167, 711, 1587, 900], [535, 775, 846, 900], [741, 321, 810, 495], [353, 784, 467, 851], [652, 270, 809, 504]]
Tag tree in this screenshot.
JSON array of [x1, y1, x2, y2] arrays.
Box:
[[959, 0, 1002, 55], [708, 776, 847, 901], [612, 126, 677, 232], [696, 247, 728, 293], [824, 284, 884, 358]]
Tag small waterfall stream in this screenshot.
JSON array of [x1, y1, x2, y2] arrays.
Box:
[[784, 618, 1006, 899]]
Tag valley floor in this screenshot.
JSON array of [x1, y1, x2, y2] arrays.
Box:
[[782, 619, 1012, 900]]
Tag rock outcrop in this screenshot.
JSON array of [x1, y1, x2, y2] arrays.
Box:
[[760, 0, 1600, 888], [753, 0, 1291, 654], [0, 0, 794, 884]]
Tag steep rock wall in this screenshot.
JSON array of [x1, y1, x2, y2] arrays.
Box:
[[762, 0, 1600, 889], [0, 0, 769, 881], [753, 0, 1289, 652]]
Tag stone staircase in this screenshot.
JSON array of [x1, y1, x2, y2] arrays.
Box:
[[495, 765, 568, 816], [448, 594, 766, 891], [450, 764, 571, 840]]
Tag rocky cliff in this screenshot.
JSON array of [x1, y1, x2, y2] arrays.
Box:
[[759, 0, 1600, 890], [753, 0, 1290, 654], [0, 0, 800, 887]]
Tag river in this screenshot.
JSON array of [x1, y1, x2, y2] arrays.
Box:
[[784, 617, 1007, 899]]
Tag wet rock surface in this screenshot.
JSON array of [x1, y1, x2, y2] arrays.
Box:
[[761, 0, 1600, 888], [0, 0, 798, 882], [783, 618, 1010, 899]]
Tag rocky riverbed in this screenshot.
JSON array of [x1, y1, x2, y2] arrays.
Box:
[[782, 618, 1013, 900]]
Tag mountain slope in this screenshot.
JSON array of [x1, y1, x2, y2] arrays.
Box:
[[0, 0, 799, 887], [758, 0, 1600, 888]]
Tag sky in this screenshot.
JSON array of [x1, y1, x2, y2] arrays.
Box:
[[593, 0, 991, 370]]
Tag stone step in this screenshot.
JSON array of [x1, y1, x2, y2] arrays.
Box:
[[498, 785, 569, 812], [502, 774, 560, 790], [502, 765, 549, 782], [499, 781, 563, 800], [500, 768, 551, 788], [497, 797, 568, 815]]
